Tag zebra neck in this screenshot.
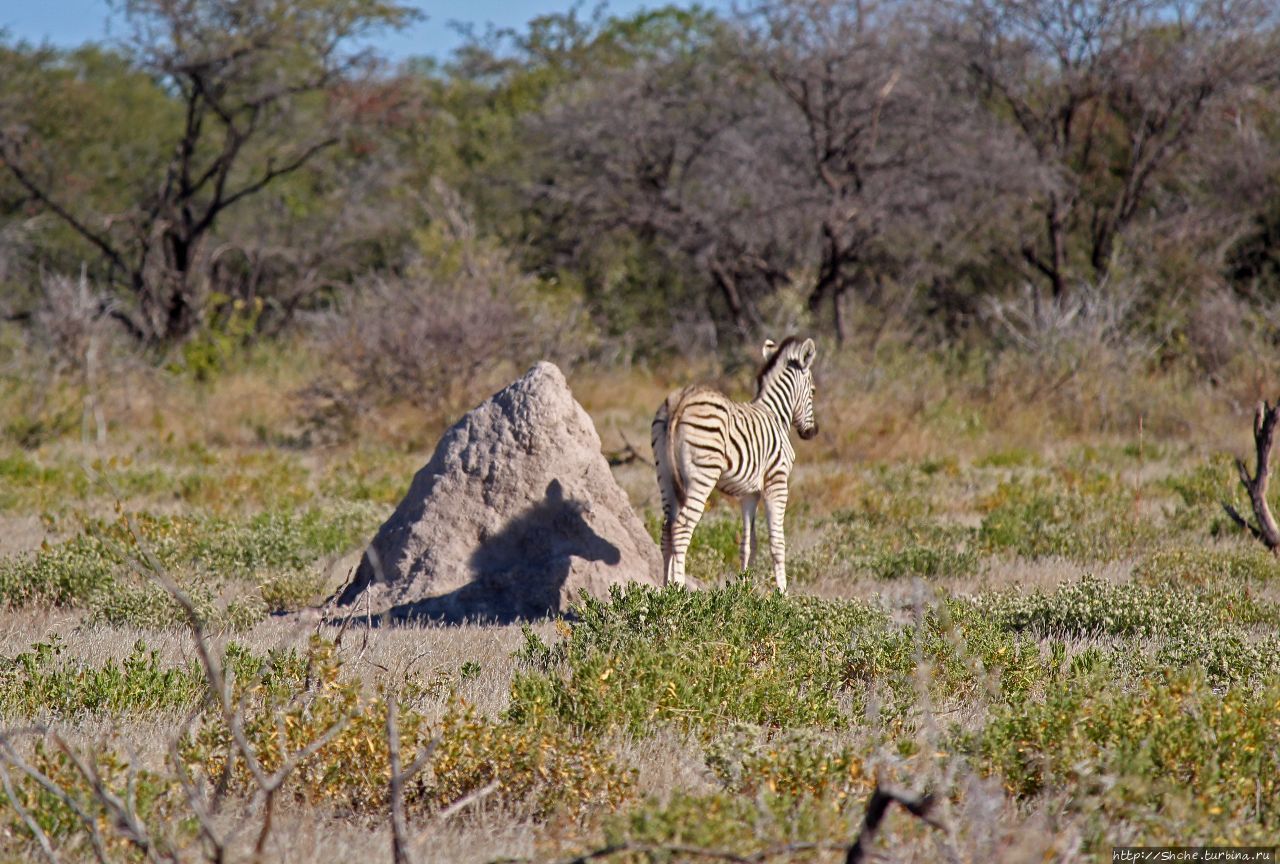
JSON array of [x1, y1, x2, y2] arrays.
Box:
[[751, 375, 796, 427]]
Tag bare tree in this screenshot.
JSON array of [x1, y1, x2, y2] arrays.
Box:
[[0, 0, 418, 344], [734, 0, 1027, 343], [526, 16, 797, 344], [945, 0, 1279, 299], [527, 1, 1022, 346]]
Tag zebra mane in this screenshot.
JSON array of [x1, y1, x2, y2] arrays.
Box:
[[755, 336, 800, 396]]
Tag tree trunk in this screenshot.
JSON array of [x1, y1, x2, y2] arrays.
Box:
[[810, 223, 848, 339], [709, 260, 752, 341], [832, 285, 847, 346], [1046, 195, 1068, 299]]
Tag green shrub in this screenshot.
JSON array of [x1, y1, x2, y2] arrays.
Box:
[[1134, 546, 1279, 585], [975, 448, 1039, 468], [88, 581, 267, 632], [0, 453, 79, 510], [1163, 454, 1241, 533], [190, 504, 381, 575], [978, 477, 1153, 560], [605, 787, 856, 855], [0, 504, 377, 616], [705, 728, 869, 806], [184, 639, 632, 821], [258, 570, 328, 613], [974, 574, 1280, 638], [644, 509, 746, 581], [868, 544, 979, 580], [175, 449, 313, 511], [511, 581, 885, 735], [1154, 629, 1280, 687], [0, 637, 204, 718], [319, 448, 418, 505], [793, 510, 977, 584], [0, 535, 116, 607], [843, 601, 1044, 715], [1, 740, 176, 855], [974, 669, 1280, 840], [608, 791, 764, 851]]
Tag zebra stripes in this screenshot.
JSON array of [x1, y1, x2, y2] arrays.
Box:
[[651, 337, 819, 593]]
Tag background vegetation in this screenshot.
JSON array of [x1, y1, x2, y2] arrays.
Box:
[[3, 0, 1280, 862]]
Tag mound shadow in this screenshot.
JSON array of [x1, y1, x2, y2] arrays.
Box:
[[372, 479, 620, 625]]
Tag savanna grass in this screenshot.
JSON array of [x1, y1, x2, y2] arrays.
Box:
[[0, 503, 381, 628]]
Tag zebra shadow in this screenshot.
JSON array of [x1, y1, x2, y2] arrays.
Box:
[[380, 479, 621, 625]]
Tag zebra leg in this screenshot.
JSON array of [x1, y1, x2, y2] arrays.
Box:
[[668, 478, 715, 588], [657, 466, 678, 584], [660, 496, 679, 586], [739, 494, 758, 572], [652, 403, 677, 585], [763, 483, 789, 593]]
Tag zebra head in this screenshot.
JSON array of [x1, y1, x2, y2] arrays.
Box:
[[760, 337, 819, 440]]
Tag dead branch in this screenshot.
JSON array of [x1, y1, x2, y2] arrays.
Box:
[[386, 687, 440, 864], [169, 715, 228, 864], [501, 783, 945, 864], [113, 510, 351, 862], [1222, 399, 1280, 551], [606, 427, 656, 467], [48, 733, 166, 864], [845, 784, 943, 864], [0, 757, 60, 864], [436, 779, 501, 822], [0, 732, 112, 864]]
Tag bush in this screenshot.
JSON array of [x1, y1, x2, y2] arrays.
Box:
[[978, 477, 1153, 560], [511, 581, 885, 735], [868, 544, 979, 581], [184, 639, 631, 821], [843, 601, 1045, 715], [975, 669, 1280, 841], [705, 728, 868, 806], [1134, 546, 1279, 585], [88, 581, 267, 632], [0, 637, 204, 719], [792, 508, 978, 584], [1, 740, 177, 855], [0, 504, 378, 625], [1154, 629, 1280, 688], [1162, 455, 1243, 535], [0, 535, 116, 607], [974, 574, 1280, 639], [304, 207, 591, 437]]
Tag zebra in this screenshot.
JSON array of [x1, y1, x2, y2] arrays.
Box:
[[651, 337, 819, 593]]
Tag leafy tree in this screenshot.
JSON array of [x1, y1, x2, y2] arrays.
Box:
[[0, 0, 418, 344], [0, 43, 175, 309]]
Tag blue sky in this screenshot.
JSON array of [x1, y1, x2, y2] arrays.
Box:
[[1, 1, 721, 62]]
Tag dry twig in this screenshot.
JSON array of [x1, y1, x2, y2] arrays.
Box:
[[1223, 398, 1280, 552], [489, 783, 945, 864]]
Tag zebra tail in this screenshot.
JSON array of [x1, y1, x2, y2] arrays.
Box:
[[666, 388, 693, 507]]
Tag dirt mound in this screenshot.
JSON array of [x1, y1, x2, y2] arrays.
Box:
[[334, 362, 661, 622]]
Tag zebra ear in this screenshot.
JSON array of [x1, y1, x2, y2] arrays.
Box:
[[798, 338, 817, 369], [762, 339, 777, 360]]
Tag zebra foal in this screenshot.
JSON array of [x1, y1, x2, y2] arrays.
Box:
[[651, 337, 819, 593]]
